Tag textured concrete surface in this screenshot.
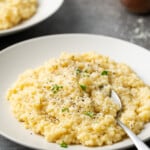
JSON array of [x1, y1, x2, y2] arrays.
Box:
[[0, 0, 150, 150]]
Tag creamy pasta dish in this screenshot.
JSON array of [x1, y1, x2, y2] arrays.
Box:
[[0, 0, 38, 30], [7, 52, 150, 147]]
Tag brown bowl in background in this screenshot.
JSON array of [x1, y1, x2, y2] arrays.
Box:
[[121, 0, 150, 14]]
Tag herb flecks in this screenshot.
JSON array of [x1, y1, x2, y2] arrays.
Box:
[[82, 70, 90, 77], [51, 84, 63, 94], [60, 141, 68, 148], [62, 107, 69, 112], [101, 70, 108, 75], [76, 68, 82, 75], [84, 111, 94, 118], [80, 84, 87, 91]]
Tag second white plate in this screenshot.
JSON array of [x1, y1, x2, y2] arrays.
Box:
[[0, 0, 64, 36]]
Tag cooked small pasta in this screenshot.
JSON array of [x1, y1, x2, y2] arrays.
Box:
[[7, 52, 150, 146]]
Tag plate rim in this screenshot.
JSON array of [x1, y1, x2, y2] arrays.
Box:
[[0, 33, 149, 54]]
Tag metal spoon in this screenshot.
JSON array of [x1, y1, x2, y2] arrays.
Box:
[[111, 90, 150, 150]]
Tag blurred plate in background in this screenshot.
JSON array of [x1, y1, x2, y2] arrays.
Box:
[[0, 0, 64, 37]]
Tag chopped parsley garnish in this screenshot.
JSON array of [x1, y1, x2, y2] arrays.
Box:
[[82, 71, 90, 77], [84, 69, 88, 73], [51, 84, 63, 94], [76, 68, 82, 75], [60, 141, 68, 148], [62, 107, 69, 112], [80, 84, 86, 91], [76, 69, 90, 77], [101, 70, 108, 75], [84, 111, 94, 118]]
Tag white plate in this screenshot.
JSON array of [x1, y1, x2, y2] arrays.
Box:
[[0, 34, 150, 150], [0, 0, 64, 36]]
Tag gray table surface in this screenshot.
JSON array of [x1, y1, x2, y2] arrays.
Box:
[[0, 0, 150, 150]]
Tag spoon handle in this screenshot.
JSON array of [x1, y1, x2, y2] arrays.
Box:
[[118, 120, 150, 150]]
